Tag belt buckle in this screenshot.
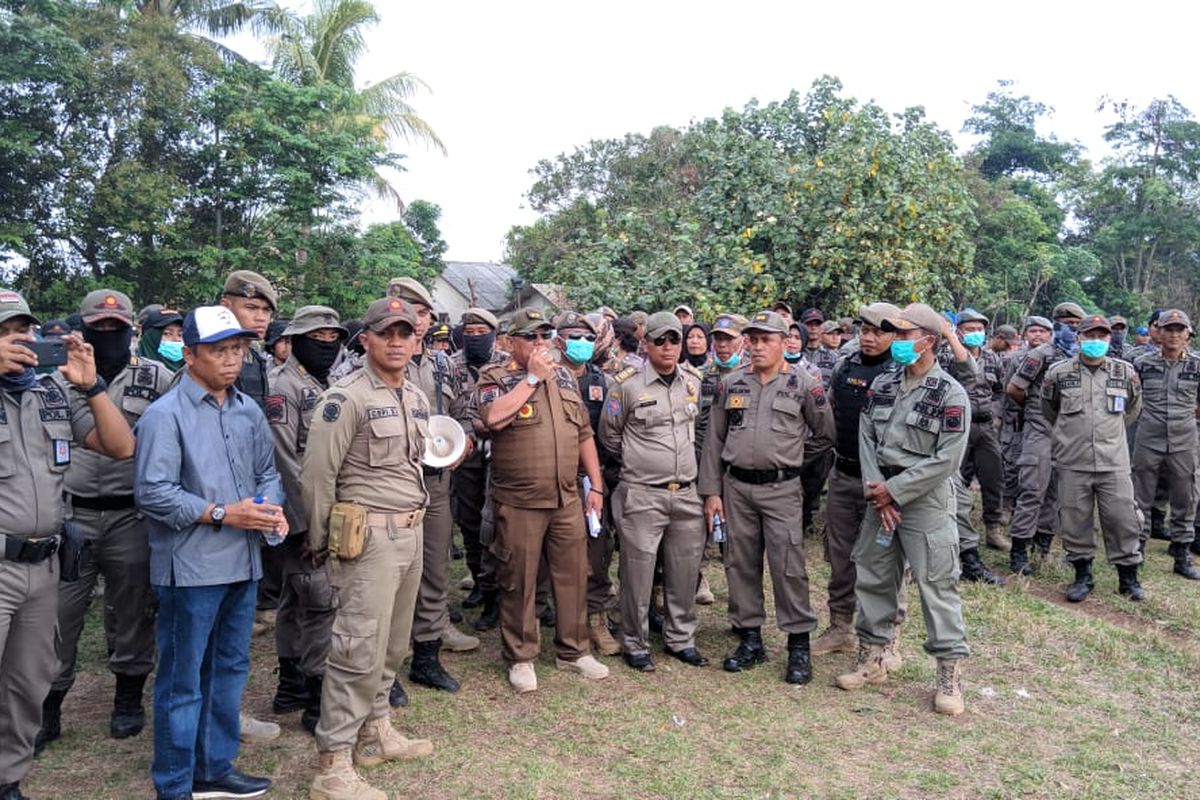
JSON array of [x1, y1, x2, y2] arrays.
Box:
[[666, 481, 680, 492]]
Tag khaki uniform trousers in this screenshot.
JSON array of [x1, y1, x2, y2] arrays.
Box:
[[613, 484, 705, 655], [54, 506, 156, 691], [1132, 447, 1197, 544], [853, 480, 969, 660], [0, 555, 59, 784], [493, 499, 588, 664], [274, 533, 334, 678], [413, 471, 453, 641], [723, 476, 817, 634], [1057, 469, 1143, 566], [823, 467, 908, 625], [315, 513, 423, 753]]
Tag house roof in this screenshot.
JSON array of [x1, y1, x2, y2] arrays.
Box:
[[439, 261, 517, 311]]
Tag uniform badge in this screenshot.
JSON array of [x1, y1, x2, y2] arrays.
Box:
[[479, 385, 501, 404], [322, 402, 341, 423], [265, 394, 286, 424], [589, 385, 604, 402], [943, 405, 964, 432], [606, 396, 622, 417], [729, 409, 744, 427], [54, 439, 71, 466], [137, 365, 155, 387], [517, 402, 536, 420], [809, 386, 827, 407], [302, 388, 318, 411], [728, 395, 747, 409], [787, 373, 799, 390]]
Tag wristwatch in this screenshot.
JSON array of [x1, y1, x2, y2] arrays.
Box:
[[525, 374, 540, 387], [83, 376, 108, 399], [211, 503, 226, 529]]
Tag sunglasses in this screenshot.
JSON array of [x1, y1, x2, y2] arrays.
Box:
[[652, 332, 682, 347], [564, 332, 597, 342], [515, 331, 555, 341]]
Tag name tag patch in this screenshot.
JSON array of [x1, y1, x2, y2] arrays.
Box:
[[54, 439, 71, 466]]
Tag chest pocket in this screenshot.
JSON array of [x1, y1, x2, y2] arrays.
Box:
[[42, 419, 73, 473], [633, 403, 669, 428], [1059, 390, 1084, 415], [560, 392, 588, 430], [903, 410, 940, 455], [0, 424, 14, 478], [368, 415, 407, 467], [770, 394, 803, 434]]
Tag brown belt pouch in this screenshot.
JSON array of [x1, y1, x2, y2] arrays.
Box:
[[328, 503, 367, 560]]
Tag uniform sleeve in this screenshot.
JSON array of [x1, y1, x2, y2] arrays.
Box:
[[800, 374, 834, 462], [269, 389, 306, 533], [858, 384, 884, 484], [472, 367, 502, 437], [883, 386, 972, 508], [948, 353, 984, 392], [67, 384, 96, 444], [251, 403, 284, 507], [1040, 366, 1060, 426], [1125, 364, 1142, 425], [133, 405, 211, 531], [1008, 349, 1044, 394], [301, 390, 360, 551], [698, 379, 730, 496], [597, 382, 628, 457]]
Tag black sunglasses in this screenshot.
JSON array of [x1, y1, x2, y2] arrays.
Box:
[[515, 331, 555, 341], [564, 332, 596, 342], [652, 332, 682, 347]]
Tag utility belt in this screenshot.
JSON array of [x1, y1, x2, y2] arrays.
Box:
[[70, 494, 137, 511], [327, 503, 425, 561], [834, 455, 861, 478], [3, 534, 59, 564], [422, 466, 444, 478], [1, 526, 88, 581], [635, 480, 693, 492], [727, 465, 803, 485]]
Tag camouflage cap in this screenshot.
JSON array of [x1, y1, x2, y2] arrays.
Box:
[[0, 290, 40, 326], [362, 297, 418, 333], [555, 310, 597, 334], [79, 289, 134, 325], [857, 302, 903, 328], [1077, 314, 1112, 335], [1051, 301, 1086, 321], [461, 307, 499, 330], [743, 310, 790, 336], [645, 311, 683, 339], [387, 277, 434, 309], [223, 270, 277, 310], [711, 313, 744, 338], [1157, 308, 1193, 332], [284, 305, 347, 338], [509, 307, 553, 335]]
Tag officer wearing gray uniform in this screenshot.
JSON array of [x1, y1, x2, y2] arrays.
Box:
[[953, 309, 1007, 551], [700, 311, 834, 685], [39, 290, 173, 754], [600, 312, 707, 673], [265, 305, 345, 731], [999, 317, 1051, 519], [1006, 302, 1085, 574], [0, 290, 134, 800], [1129, 308, 1200, 579], [1042, 314, 1145, 602], [835, 303, 970, 717]]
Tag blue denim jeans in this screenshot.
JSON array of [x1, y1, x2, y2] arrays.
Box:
[[151, 580, 256, 796]]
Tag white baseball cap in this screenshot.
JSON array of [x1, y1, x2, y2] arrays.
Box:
[[183, 306, 256, 346]]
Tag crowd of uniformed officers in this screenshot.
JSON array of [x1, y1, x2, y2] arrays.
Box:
[[0, 267, 1196, 800]]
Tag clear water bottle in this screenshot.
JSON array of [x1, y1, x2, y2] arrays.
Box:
[[875, 525, 893, 548], [712, 513, 726, 544], [586, 509, 602, 538], [255, 495, 284, 546]]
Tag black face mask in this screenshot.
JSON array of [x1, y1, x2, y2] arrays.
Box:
[[292, 336, 342, 385], [1110, 331, 1126, 351], [464, 333, 495, 366], [83, 325, 133, 383], [685, 351, 708, 367]]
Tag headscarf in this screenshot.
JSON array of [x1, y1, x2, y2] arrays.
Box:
[[681, 322, 712, 367]]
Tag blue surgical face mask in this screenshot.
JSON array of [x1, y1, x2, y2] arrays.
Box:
[[962, 331, 987, 349], [890, 340, 919, 366], [158, 340, 184, 362], [563, 338, 595, 365], [1079, 339, 1109, 359], [713, 351, 741, 369], [784, 351, 804, 363]]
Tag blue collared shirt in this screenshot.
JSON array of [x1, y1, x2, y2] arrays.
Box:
[[134, 373, 284, 587]]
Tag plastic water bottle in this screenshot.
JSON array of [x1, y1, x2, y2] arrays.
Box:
[[255, 495, 285, 546], [712, 513, 726, 544], [875, 525, 893, 548], [586, 509, 602, 538]]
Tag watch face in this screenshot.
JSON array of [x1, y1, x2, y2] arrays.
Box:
[[212, 505, 225, 522]]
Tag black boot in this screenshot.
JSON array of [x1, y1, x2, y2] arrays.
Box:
[[1064, 558, 1094, 603], [1117, 563, 1145, 602], [960, 548, 1004, 585], [388, 677, 409, 708], [1009, 537, 1032, 576], [722, 627, 768, 672], [473, 590, 499, 632], [272, 657, 309, 713], [449, 605, 463, 624], [408, 638, 460, 693], [784, 632, 812, 685], [1150, 507, 1169, 540], [451, 543, 464, 560], [111, 673, 148, 739], [1190, 534, 1200, 557], [34, 688, 67, 756], [300, 674, 322, 735], [0, 782, 29, 800], [537, 604, 556, 628], [1032, 531, 1054, 558], [1169, 542, 1200, 580], [462, 586, 484, 609]]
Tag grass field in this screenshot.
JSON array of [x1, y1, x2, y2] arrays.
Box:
[[24, 517, 1200, 800]]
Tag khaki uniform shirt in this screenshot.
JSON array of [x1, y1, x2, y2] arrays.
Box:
[[858, 363, 971, 508], [1042, 357, 1141, 472], [698, 362, 835, 496], [301, 362, 430, 551], [470, 359, 592, 510], [0, 373, 94, 537], [267, 357, 326, 534], [598, 362, 701, 486], [1133, 351, 1200, 453], [66, 356, 172, 498]]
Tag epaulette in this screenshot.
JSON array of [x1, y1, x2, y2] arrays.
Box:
[[614, 366, 638, 384]]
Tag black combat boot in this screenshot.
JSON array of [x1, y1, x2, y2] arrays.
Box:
[[1169, 542, 1200, 580], [272, 657, 309, 713], [449, 605, 464, 624], [960, 548, 1004, 585], [784, 632, 812, 685], [722, 627, 768, 672], [1116, 563, 1145, 602], [462, 585, 484, 609], [1190, 533, 1200, 557], [300, 674, 323, 734], [34, 688, 67, 756], [388, 677, 409, 708], [1009, 537, 1032, 576], [0, 782, 29, 800], [1032, 531, 1054, 558], [473, 590, 500, 632], [1064, 558, 1094, 603], [111, 673, 149, 739], [1150, 507, 1169, 540], [408, 638, 460, 693]]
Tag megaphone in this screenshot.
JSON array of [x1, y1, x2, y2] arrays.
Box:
[[423, 415, 467, 468]]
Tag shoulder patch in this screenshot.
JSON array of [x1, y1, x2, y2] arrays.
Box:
[[943, 405, 965, 432], [136, 365, 155, 387], [809, 385, 827, 407], [265, 394, 287, 424], [322, 402, 341, 423], [479, 384, 501, 404], [606, 395, 622, 416]]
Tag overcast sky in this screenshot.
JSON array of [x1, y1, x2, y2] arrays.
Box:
[[312, 0, 1199, 261]]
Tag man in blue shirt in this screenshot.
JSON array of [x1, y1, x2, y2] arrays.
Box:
[[134, 306, 286, 800]]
